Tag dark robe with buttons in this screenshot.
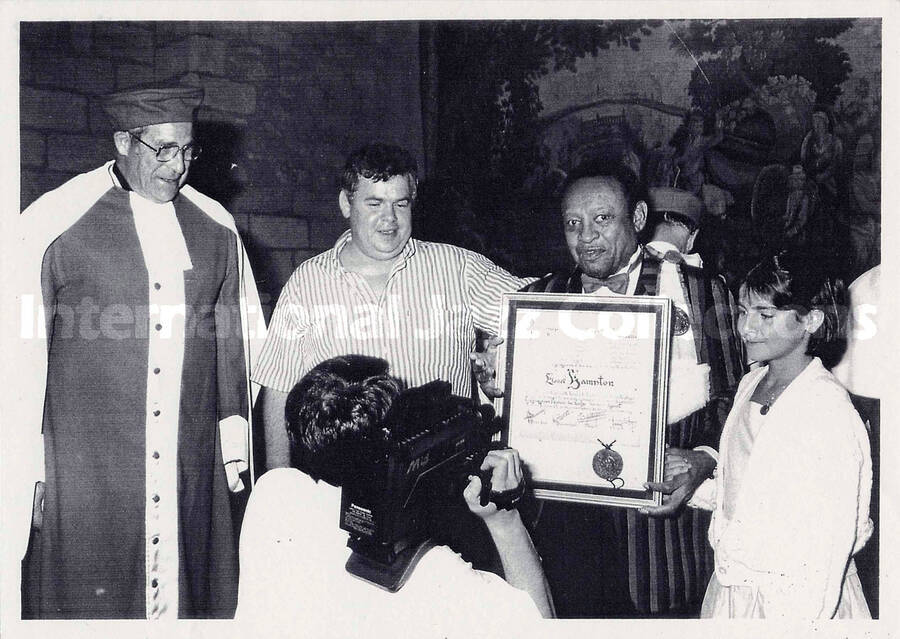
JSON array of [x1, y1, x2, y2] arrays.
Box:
[[28, 182, 247, 619], [524, 250, 744, 617]]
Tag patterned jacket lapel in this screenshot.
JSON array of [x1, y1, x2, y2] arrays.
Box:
[[634, 249, 658, 297]]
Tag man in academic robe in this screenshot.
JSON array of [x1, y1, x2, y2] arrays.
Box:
[[10, 86, 264, 619]]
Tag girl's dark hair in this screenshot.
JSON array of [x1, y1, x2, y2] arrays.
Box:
[[740, 250, 848, 368], [285, 355, 403, 486]]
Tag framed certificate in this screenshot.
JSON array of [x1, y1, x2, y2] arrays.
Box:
[[496, 293, 672, 508]]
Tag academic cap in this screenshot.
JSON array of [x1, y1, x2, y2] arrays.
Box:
[[101, 86, 204, 131]]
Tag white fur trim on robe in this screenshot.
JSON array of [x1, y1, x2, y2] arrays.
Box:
[[180, 183, 268, 491], [656, 258, 710, 424]]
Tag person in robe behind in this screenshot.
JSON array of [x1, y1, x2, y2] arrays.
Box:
[[831, 264, 881, 616], [11, 86, 265, 619], [645, 186, 704, 268]]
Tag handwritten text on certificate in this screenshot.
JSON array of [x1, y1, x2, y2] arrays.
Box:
[[507, 306, 658, 491]]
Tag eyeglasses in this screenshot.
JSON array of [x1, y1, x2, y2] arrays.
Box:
[[129, 132, 202, 162]]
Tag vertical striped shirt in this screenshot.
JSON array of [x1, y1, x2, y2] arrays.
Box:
[[252, 231, 533, 396]]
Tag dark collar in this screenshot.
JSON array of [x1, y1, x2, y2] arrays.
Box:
[[112, 162, 132, 191]]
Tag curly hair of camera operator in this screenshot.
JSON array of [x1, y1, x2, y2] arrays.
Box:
[[284, 355, 403, 487]]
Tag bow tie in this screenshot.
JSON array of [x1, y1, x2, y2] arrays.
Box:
[[581, 272, 629, 294]]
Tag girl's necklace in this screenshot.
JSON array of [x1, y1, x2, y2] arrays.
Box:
[[759, 380, 791, 415]]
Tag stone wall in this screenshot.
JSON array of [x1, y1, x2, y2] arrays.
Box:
[[20, 21, 424, 306]]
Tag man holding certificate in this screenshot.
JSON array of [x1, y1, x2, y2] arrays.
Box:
[[513, 160, 743, 617]]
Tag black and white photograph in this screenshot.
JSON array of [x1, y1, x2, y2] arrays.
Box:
[[1, 2, 893, 636]]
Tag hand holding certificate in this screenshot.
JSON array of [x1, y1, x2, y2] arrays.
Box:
[[496, 293, 672, 508]]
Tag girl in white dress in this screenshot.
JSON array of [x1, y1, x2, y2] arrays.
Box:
[[692, 251, 872, 619]]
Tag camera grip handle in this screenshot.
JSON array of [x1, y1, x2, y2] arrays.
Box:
[[476, 468, 525, 510], [477, 468, 493, 507]]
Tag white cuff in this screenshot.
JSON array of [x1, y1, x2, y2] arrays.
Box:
[[687, 446, 718, 511], [666, 362, 710, 424], [220, 414, 249, 493], [693, 445, 719, 464], [225, 461, 246, 493], [688, 476, 717, 511]]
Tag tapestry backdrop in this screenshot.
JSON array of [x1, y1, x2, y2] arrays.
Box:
[[21, 19, 881, 300]]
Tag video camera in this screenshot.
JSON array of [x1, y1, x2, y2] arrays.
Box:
[[339, 380, 521, 591]]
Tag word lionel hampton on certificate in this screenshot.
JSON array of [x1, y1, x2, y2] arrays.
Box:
[[496, 293, 672, 508]]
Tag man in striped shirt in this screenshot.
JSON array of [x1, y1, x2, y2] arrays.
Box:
[[253, 143, 532, 469]]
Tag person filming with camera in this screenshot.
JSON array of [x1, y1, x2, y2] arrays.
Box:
[[236, 355, 554, 633]]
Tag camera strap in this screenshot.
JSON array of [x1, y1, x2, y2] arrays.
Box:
[[490, 482, 526, 511], [477, 467, 526, 510]]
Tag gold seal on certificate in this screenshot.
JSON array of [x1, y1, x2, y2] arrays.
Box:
[[592, 439, 624, 488], [496, 293, 672, 508]]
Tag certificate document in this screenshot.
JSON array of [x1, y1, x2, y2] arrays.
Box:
[[497, 293, 672, 508]]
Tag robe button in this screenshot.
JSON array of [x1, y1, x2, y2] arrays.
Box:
[[155, 323, 162, 331], [152, 451, 160, 459], [153, 368, 160, 375], [152, 536, 159, 544], [151, 578, 158, 588], [154, 283, 161, 290], [153, 410, 160, 417], [152, 494, 160, 503]]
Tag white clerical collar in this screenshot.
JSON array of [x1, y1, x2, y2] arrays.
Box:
[[129, 192, 193, 273]]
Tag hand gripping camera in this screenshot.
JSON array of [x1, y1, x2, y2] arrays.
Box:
[[339, 380, 522, 591]]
